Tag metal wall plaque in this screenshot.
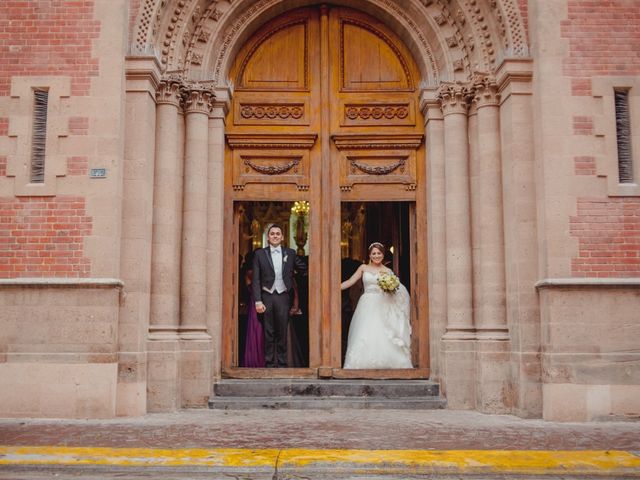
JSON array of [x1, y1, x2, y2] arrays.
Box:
[[90, 168, 107, 178]]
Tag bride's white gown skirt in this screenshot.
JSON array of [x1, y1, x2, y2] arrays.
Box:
[[343, 271, 413, 369]]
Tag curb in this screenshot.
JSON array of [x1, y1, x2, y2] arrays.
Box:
[[1, 446, 639, 477]]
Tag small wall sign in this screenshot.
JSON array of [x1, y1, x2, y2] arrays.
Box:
[[90, 168, 107, 178]]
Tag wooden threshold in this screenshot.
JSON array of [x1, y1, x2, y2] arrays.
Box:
[[222, 367, 318, 379], [331, 368, 429, 379]]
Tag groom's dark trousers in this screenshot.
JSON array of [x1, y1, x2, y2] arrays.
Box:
[[261, 290, 290, 368]]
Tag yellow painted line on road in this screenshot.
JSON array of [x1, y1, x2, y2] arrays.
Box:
[[0, 446, 639, 475]]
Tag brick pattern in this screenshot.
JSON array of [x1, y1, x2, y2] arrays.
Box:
[[571, 78, 592, 96], [0, 156, 6, 176], [0, 117, 8, 135], [574, 156, 596, 176], [68, 116, 89, 135], [573, 115, 593, 135], [0, 1, 100, 96], [561, 0, 640, 78], [67, 156, 88, 176], [562, 0, 640, 100], [571, 197, 640, 278], [0, 196, 92, 278]]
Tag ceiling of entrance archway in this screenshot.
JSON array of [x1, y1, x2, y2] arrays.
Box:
[[133, 0, 528, 85]]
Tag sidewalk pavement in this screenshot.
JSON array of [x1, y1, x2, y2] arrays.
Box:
[[1, 409, 639, 478]]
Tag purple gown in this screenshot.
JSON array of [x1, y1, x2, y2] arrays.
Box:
[[243, 288, 265, 368]]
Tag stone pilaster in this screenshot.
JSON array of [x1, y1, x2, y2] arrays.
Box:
[[119, 55, 162, 416], [147, 76, 183, 412], [420, 89, 446, 381]]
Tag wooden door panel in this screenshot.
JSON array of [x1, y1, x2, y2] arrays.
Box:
[[340, 20, 412, 91], [237, 20, 309, 90]]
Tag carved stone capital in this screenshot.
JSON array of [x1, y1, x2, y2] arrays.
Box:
[[471, 73, 500, 108], [156, 76, 183, 106], [181, 84, 215, 115], [437, 82, 472, 116]]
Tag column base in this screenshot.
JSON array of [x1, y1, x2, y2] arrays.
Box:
[[442, 326, 476, 340], [178, 326, 211, 340], [180, 338, 213, 407], [441, 338, 476, 409], [476, 339, 513, 414], [475, 326, 510, 341], [148, 324, 180, 341], [147, 338, 181, 412]]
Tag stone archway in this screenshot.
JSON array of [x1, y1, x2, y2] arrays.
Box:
[[125, 0, 538, 416]]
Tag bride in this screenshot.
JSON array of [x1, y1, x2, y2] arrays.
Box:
[[340, 242, 412, 369]]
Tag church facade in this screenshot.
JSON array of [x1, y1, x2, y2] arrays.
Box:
[[1, 0, 639, 421]]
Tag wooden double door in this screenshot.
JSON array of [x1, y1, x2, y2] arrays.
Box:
[[223, 5, 428, 378]]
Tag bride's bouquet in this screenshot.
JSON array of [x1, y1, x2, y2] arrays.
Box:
[[377, 272, 400, 293]]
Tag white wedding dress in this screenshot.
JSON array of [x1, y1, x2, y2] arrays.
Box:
[[343, 270, 413, 369]]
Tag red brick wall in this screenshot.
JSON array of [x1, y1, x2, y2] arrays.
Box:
[[563, 1, 640, 277], [0, 1, 100, 96], [571, 198, 640, 278], [0, 196, 92, 278], [561, 0, 640, 93]]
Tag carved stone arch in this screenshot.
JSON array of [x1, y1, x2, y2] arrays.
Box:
[[131, 0, 529, 81]]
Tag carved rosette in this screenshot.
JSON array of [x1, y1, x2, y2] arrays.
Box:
[[437, 82, 472, 116], [472, 74, 500, 108], [181, 85, 215, 115], [156, 77, 183, 106]]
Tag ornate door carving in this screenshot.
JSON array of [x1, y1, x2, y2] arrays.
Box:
[[223, 6, 428, 378]]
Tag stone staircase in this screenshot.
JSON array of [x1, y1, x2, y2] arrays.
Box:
[[208, 379, 446, 409]]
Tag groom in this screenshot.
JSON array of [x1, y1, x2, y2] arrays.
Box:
[[252, 224, 307, 368]]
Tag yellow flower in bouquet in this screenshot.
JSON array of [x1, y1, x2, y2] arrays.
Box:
[[377, 271, 400, 293]]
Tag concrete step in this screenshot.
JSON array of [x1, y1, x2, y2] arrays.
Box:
[[209, 395, 447, 410], [209, 379, 446, 410], [213, 379, 440, 397]]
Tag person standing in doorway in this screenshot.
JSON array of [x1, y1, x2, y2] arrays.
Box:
[[252, 224, 307, 368]]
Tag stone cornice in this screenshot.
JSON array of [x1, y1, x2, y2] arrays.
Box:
[[0, 278, 124, 288], [535, 278, 640, 289]]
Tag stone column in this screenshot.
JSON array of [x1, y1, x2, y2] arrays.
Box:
[[147, 76, 183, 411], [179, 85, 213, 339], [472, 74, 511, 413], [438, 82, 476, 409], [119, 56, 161, 415], [472, 74, 508, 340], [179, 84, 213, 407], [439, 83, 475, 339], [420, 89, 446, 380]]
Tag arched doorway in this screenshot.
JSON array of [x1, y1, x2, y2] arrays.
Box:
[[222, 5, 428, 379]]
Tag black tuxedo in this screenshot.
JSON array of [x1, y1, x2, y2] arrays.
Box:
[[252, 246, 307, 367]]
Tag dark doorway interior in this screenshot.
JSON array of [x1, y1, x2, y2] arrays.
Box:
[[340, 201, 413, 364]]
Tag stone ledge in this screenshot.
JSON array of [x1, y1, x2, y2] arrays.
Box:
[[0, 278, 124, 288], [535, 278, 640, 289]]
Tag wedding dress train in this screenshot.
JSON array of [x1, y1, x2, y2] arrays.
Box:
[[343, 270, 413, 369]]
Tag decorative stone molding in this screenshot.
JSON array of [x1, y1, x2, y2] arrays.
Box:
[[181, 84, 215, 114], [437, 82, 471, 115], [535, 278, 640, 289], [156, 76, 183, 106], [471, 73, 500, 108]]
